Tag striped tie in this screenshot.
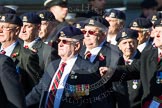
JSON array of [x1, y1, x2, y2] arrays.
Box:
[[46, 62, 66, 108], [0, 50, 6, 55]]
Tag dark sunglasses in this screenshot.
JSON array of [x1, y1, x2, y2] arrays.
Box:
[[81, 30, 97, 35], [57, 39, 74, 44]]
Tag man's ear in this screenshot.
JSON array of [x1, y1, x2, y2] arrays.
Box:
[[74, 42, 81, 51]]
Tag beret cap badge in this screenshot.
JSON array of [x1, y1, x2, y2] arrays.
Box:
[[23, 16, 28, 22], [89, 19, 95, 25], [122, 32, 127, 37], [109, 12, 115, 18], [39, 14, 44, 19], [1, 16, 5, 21], [152, 15, 157, 20], [160, 20, 162, 25], [133, 22, 138, 27], [60, 31, 66, 37]]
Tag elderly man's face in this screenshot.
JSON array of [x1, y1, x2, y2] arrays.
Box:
[[154, 26, 162, 49], [118, 38, 138, 58], [83, 25, 105, 50], [0, 22, 19, 43], [58, 37, 80, 60]]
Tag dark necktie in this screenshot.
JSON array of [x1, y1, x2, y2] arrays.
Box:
[[0, 50, 6, 55], [84, 51, 91, 61], [46, 62, 66, 108]]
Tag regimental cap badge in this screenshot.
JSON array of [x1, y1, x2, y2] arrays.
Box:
[[132, 21, 138, 27], [88, 19, 95, 25], [62, 0, 66, 1], [76, 24, 81, 29], [60, 31, 66, 37], [1, 16, 5, 21], [122, 32, 127, 37], [109, 12, 115, 18], [22, 16, 28, 22], [152, 15, 157, 21], [39, 13, 44, 19]]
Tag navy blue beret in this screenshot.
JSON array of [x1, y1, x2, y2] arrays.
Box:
[[0, 14, 22, 26], [83, 17, 109, 28], [116, 28, 138, 42], [36, 10, 55, 21], [0, 6, 16, 15], [103, 9, 126, 20], [129, 18, 152, 28], [44, 0, 68, 8], [91, 16, 110, 27], [154, 18, 162, 27], [20, 12, 41, 24], [57, 26, 84, 40]]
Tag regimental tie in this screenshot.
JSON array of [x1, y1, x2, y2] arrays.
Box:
[[158, 52, 162, 65], [46, 62, 67, 108], [84, 51, 92, 61], [0, 50, 6, 55]]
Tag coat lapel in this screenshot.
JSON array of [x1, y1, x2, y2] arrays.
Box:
[[10, 42, 21, 65]]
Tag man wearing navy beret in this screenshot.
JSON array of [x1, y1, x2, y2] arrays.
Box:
[[129, 18, 152, 52], [103, 9, 126, 45], [37, 10, 57, 43], [100, 18, 162, 108], [116, 28, 143, 108], [19, 12, 60, 78], [0, 13, 41, 95], [26, 26, 112, 108]]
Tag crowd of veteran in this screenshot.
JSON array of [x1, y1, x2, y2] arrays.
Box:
[[0, 0, 162, 108]]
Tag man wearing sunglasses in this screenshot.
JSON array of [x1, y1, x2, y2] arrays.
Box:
[[79, 17, 123, 107], [26, 26, 112, 108]]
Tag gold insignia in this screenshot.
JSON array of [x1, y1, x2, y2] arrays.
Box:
[[62, 0, 66, 2], [60, 31, 66, 37], [39, 14, 44, 19], [89, 19, 94, 25], [109, 12, 115, 18], [152, 15, 157, 21], [132, 22, 138, 27], [22, 16, 28, 22], [76, 24, 81, 29], [1, 16, 5, 21], [122, 32, 127, 37]]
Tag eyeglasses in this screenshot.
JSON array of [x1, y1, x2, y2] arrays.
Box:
[[57, 39, 77, 44], [0, 25, 16, 31], [81, 30, 97, 35]]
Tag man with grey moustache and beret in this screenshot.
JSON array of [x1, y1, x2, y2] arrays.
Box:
[[26, 26, 112, 108]]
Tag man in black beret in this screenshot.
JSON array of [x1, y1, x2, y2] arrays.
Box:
[[79, 18, 122, 108], [99, 18, 162, 108], [116, 28, 143, 108], [103, 9, 126, 45], [26, 25, 112, 108], [19, 12, 59, 78], [44, 0, 68, 23], [129, 18, 152, 52], [37, 10, 57, 43], [0, 13, 41, 95]]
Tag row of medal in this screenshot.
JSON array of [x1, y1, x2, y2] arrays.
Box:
[[65, 84, 90, 97]]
